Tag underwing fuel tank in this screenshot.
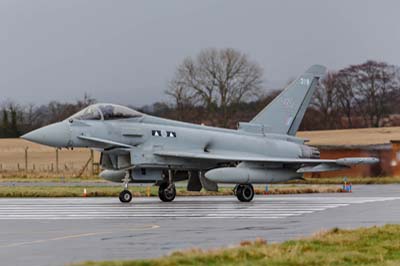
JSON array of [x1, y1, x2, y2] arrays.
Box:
[[204, 167, 302, 184], [99, 169, 126, 182], [100, 168, 163, 183]]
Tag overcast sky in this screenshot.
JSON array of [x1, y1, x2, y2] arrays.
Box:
[[1, 0, 399, 106]]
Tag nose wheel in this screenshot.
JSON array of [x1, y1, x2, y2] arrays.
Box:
[[235, 184, 254, 202], [119, 190, 132, 203]]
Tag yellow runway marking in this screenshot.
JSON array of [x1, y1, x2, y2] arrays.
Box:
[[0, 224, 160, 248]]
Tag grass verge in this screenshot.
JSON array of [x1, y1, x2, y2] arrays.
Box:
[[293, 176, 400, 184], [74, 224, 400, 266], [2, 175, 400, 184], [0, 176, 104, 183], [0, 185, 343, 197]]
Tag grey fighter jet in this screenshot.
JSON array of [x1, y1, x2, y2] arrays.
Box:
[[21, 65, 378, 203]]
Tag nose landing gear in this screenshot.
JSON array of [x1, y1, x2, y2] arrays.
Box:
[[119, 172, 133, 203], [235, 184, 254, 202]]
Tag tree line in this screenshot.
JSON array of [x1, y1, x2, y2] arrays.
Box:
[[307, 60, 400, 130], [162, 49, 400, 130], [1, 48, 400, 138], [0, 95, 96, 138]]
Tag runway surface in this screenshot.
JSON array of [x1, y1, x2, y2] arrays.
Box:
[[0, 185, 399, 266]]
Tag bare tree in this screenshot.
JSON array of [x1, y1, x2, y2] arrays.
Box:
[[349, 61, 399, 127], [168, 48, 263, 125], [311, 72, 340, 129], [166, 73, 199, 120], [311, 61, 400, 129], [334, 69, 357, 128]]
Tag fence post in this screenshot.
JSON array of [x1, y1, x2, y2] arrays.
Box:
[[55, 148, 59, 174], [25, 147, 29, 173], [90, 150, 94, 176]]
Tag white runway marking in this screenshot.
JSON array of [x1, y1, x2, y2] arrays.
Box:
[[0, 196, 398, 220]]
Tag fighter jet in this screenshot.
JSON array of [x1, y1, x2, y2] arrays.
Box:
[[22, 65, 378, 203]]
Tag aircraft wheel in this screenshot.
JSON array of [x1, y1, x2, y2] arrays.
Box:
[[158, 183, 176, 202], [236, 184, 254, 202], [119, 190, 133, 203]]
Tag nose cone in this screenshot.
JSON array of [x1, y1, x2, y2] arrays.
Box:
[[21, 122, 71, 148]]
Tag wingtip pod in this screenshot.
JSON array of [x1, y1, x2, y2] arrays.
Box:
[[336, 157, 380, 166], [305, 64, 327, 78]]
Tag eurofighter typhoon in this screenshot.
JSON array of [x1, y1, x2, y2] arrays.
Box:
[[22, 65, 378, 203]]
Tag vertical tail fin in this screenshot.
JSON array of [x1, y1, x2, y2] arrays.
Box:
[[250, 65, 326, 135]]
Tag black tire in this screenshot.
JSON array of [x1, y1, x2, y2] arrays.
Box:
[[158, 183, 176, 202], [119, 190, 132, 203], [235, 184, 254, 202], [235, 185, 244, 201]]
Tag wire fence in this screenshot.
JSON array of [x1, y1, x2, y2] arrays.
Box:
[[0, 147, 100, 177]]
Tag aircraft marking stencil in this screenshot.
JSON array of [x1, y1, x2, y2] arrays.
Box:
[[152, 130, 176, 138]]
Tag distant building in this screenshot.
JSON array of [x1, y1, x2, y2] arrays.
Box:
[[298, 127, 400, 177]]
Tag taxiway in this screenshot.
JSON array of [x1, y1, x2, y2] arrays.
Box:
[[0, 185, 399, 266]]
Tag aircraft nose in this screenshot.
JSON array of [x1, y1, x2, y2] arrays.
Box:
[[21, 122, 71, 148]]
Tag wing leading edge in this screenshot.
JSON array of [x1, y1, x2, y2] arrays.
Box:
[[153, 150, 379, 172]]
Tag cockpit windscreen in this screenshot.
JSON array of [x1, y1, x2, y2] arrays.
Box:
[[70, 106, 101, 120], [69, 104, 142, 121], [99, 104, 142, 120]]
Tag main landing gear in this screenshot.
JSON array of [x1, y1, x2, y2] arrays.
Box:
[[158, 169, 176, 202], [119, 172, 133, 203], [118, 169, 177, 203], [234, 184, 254, 202]]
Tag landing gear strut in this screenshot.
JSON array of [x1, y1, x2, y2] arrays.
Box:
[[235, 184, 254, 202], [158, 168, 176, 202], [119, 172, 133, 203]]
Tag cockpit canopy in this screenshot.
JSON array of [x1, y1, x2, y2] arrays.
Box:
[[69, 104, 143, 121]]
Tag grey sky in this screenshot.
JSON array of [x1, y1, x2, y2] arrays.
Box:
[[1, 0, 399, 106]]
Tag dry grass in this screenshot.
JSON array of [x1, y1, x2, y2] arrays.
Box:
[[0, 176, 104, 182], [74, 224, 400, 266], [0, 138, 99, 177], [297, 127, 400, 146]]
